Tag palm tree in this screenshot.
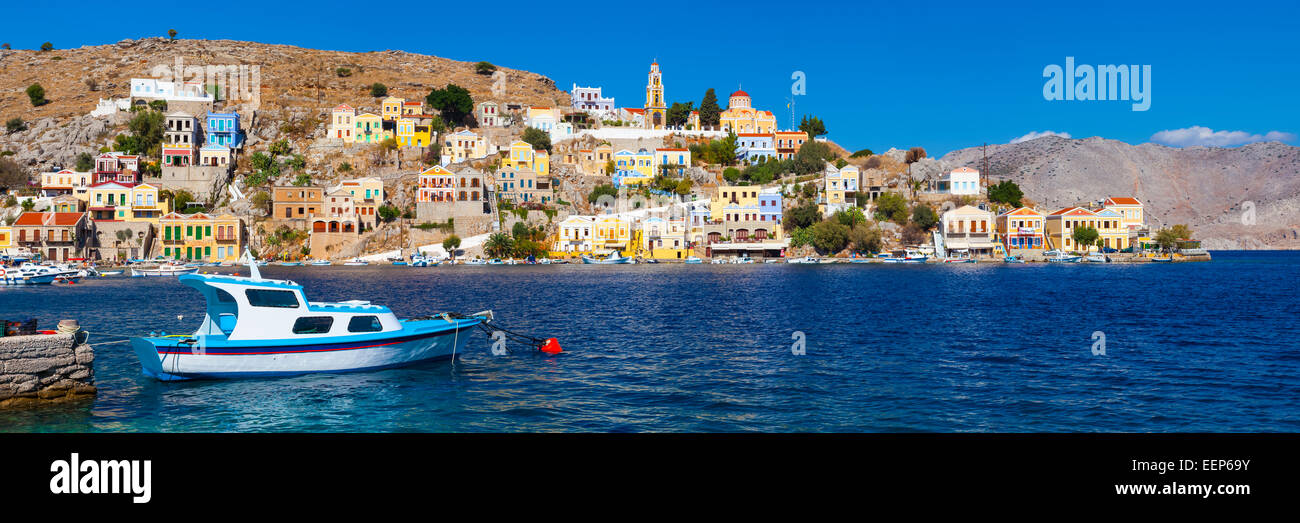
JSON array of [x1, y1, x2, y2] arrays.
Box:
[[484, 233, 513, 259]]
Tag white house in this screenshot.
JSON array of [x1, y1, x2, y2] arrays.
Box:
[[571, 84, 615, 114], [940, 167, 981, 195], [130, 78, 213, 103], [554, 215, 595, 253]]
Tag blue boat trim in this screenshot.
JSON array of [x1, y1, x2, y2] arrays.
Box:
[[150, 327, 469, 355]]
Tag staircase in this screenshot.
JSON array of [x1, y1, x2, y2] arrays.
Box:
[[931, 229, 946, 258]]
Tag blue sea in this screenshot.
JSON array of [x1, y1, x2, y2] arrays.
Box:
[[1, 251, 1297, 432]]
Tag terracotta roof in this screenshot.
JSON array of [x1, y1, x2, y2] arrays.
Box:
[[656, 148, 688, 151], [14, 212, 84, 227], [1104, 197, 1142, 206], [951, 167, 979, 173], [730, 90, 749, 98], [998, 206, 1043, 217], [1049, 207, 1097, 216]]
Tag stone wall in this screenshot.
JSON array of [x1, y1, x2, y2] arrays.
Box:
[[151, 164, 232, 201], [0, 332, 95, 407]]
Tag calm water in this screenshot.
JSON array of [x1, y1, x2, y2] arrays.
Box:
[[1, 251, 1297, 432]]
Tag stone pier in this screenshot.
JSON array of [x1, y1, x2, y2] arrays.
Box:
[[0, 331, 95, 407]]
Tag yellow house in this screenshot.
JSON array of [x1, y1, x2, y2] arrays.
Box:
[[381, 97, 406, 121], [652, 148, 691, 176], [395, 117, 433, 148], [443, 130, 487, 164], [354, 113, 385, 143], [1101, 197, 1145, 231], [552, 215, 594, 255], [127, 183, 168, 224], [533, 149, 550, 176], [821, 165, 859, 216], [330, 104, 356, 142], [1091, 208, 1129, 251], [159, 212, 243, 262], [1045, 207, 1101, 252], [613, 149, 654, 187], [710, 185, 762, 222], [337, 177, 383, 226], [0, 226, 12, 251], [402, 100, 425, 116], [996, 207, 1046, 255], [593, 215, 633, 254], [639, 216, 691, 259]]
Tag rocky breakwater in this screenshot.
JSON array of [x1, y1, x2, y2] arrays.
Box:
[[0, 321, 95, 407]]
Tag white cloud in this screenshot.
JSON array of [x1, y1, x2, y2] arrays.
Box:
[[1150, 126, 1297, 147], [1010, 130, 1071, 144]]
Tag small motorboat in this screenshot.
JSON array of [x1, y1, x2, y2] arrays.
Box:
[[1003, 255, 1025, 264], [132, 262, 201, 277], [943, 258, 976, 264], [310, 259, 332, 266], [463, 258, 488, 266], [786, 256, 819, 264], [343, 258, 369, 266], [732, 256, 755, 264], [1085, 253, 1107, 263], [764, 259, 783, 264], [710, 258, 727, 264], [488, 258, 505, 265], [409, 255, 436, 267], [0, 266, 58, 285], [1150, 256, 1174, 262], [278, 261, 303, 267], [581, 252, 632, 264], [1047, 255, 1083, 263], [684, 256, 703, 264], [538, 258, 553, 265], [643, 258, 659, 264], [99, 270, 125, 276], [129, 249, 489, 380], [883, 256, 928, 264]]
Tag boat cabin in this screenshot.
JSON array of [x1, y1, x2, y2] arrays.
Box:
[[180, 273, 403, 341]]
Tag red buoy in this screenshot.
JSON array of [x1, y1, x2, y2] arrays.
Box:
[[540, 338, 562, 354]]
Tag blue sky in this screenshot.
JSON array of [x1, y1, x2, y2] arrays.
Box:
[[3, 0, 1296, 156]]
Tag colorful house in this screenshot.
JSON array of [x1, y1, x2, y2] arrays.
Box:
[[774, 131, 808, 160], [553, 215, 595, 254], [476, 102, 501, 127], [593, 215, 633, 253], [205, 111, 243, 148], [330, 104, 357, 142], [736, 134, 776, 163], [939, 167, 981, 195], [159, 212, 243, 262], [1092, 207, 1128, 251], [162, 111, 199, 167], [336, 177, 384, 227], [995, 207, 1046, 255], [416, 166, 456, 203], [822, 164, 859, 216], [639, 216, 690, 259], [85, 182, 168, 223], [441, 130, 487, 165], [39, 169, 93, 197], [1101, 197, 1145, 231], [1045, 206, 1100, 252], [381, 97, 406, 121], [93, 152, 141, 185], [612, 149, 654, 187], [653, 148, 691, 176], [11, 212, 90, 262], [941, 205, 997, 257], [353, 113, 385, 143], [199, 144, 233, 167], [527, 106, 560, 132], [395, 117, 433, 148]]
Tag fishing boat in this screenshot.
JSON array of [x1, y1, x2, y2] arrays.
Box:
[[129, 250, 489, 380], [131, 262, 200, 277], [732, 256, 755, 264], [488, 258, 505, 265], [764, 258, 783, 264], [786, 256, 819, 264], [1047, 254, 1083, 263], [343, 258, 369, 266], [463, 258, 488, 266], [1085, 253, 1107, 263], [278, 261, 303, 267], [581, 252, 633, 264], [710, 258, 727, 264], [409, 255, 435, 267], [538, 258, 553, 265], [943, 258, 976, 264], [1150, 256, 1174, 263], [684, 256, 703, 264], [99, 270, 125, 276], [391, 261, 408, 266], [1003, 255, 1025, 264], [310, 259, 332, 266], [0, 266, 58, 285]]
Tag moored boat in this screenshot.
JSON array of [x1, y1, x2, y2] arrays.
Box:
[[343, 258, 369, 266], [581, 252, 633, 264], [132, 262, 201, 277], [1003, 255, 1025, 264], [0, 266, 58, 285], [786, 256, 819, 264], [129, 250, 489, 380], [684, 256, 703, 264]]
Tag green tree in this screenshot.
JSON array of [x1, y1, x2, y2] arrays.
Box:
[[1154, 228, 1179, 253], [148, 99, 168, 112], [26, 84, 47, 106], [1170, 224, 1194, 240], [484, 232, 514, 258], [722, 167, 741, 183], [674, 179, 693, 195], [377, 205, 401, 222], [799, 115, 827, 138], [987, 180, 1024, 207], [475, 61, 497, 75], [666, 101, 694, 127], [292, 172, 312, 186], [874, 192, 908, 223], [800, 181, 817, 199], [911, 204, 938, 230], [75, 152, 94, 171], [336, 67, 352, 77], [125, 110, 166, 156], [426, 84, 474, 126], [810, 220, 850, 254], [698, 88, 721, 128], [40, 42, 53, 52], [848, 224, 883, 254], [521, 126, 552, 153], [5, 118, 25, 134], [1072, 226, 1100, 252], [834, 207, 866, 228], [511, 221, 530, 240], [269, 139, 291, 157], [370, 83, 388, 97], [442, 235, 462, 259], [783, 201, 821, 232], [850, 148, 874, 158], [167, 29, 178, 41]]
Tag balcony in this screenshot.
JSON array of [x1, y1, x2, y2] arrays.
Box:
[[215, 234, 239, 243]]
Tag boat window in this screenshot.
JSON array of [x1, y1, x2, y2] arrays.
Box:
[[246, 289, 300, 308], [215, 288, 235, 303], [348, 316, 383, 333], [292, 317, 334, 334]]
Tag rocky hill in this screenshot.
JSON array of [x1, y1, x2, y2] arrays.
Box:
[[936, 136, 1300, 249], [0, 37, 570, 170]]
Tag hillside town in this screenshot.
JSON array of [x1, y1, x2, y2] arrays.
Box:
[[0, 58, 1205, 266]]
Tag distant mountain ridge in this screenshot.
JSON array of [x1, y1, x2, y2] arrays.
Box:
[[939, 136, 1300, 249]]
